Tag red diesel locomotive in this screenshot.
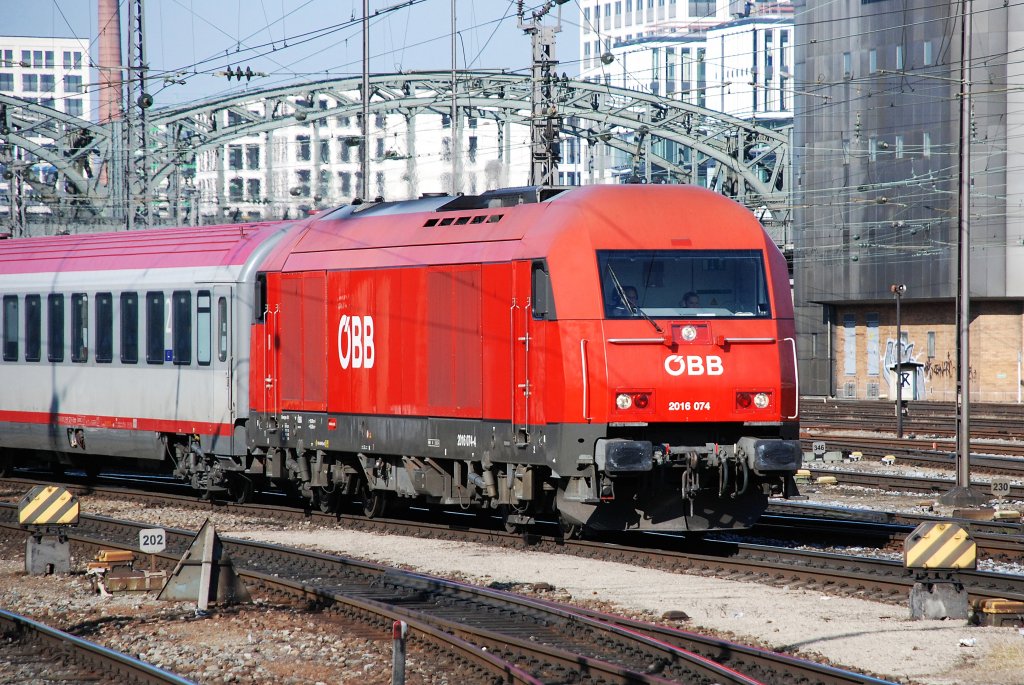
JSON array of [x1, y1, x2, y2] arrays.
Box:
[[0, 185, 800, 533]]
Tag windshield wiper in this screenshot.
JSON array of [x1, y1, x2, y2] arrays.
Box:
[[605, 264, 663, 333]]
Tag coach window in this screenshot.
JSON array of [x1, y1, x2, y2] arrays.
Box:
[[217, 297, 228, 362], [121, 292, 139, 364], [47, 294, 64, 363], [2, 295, 17, 361], [25, 295, 41, 362], [95, 292, 113, 363], [146, 291, 165, 364], [71, 293, 88, 362], [197, 291, 212, 365], [172, 290, 192, 365]]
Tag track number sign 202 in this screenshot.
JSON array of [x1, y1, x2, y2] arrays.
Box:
[[139, 528, 167, 554]]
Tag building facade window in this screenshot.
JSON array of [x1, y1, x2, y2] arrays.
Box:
[[866, 313, 879, 376], [296, 135, 311, 161], [246, 145, 260, 169], [843, 314, 856, 376]]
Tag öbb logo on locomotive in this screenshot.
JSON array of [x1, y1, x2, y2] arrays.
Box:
[[663, 354, 724, 377], [337, 314, 375, 369], [0, 184, 801, 537]]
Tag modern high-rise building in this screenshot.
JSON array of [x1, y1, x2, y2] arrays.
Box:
[[793, 1, 1024, 402], [571, 1, 792, 185], [0, 36, 91, 118]]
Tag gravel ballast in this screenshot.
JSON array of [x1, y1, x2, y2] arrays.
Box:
[[3, 489, 1024, 684]]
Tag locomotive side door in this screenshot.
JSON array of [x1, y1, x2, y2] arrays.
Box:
[[511, 260, 546, 447]]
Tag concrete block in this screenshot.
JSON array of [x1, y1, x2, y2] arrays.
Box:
[[910, 580, 969, 620], [823, 451, 843, 463]]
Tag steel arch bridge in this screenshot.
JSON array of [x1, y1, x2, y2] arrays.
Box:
[[0, 71, 789, 229]]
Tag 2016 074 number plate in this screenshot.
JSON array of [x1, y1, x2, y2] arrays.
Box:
[[668, 401, 711, 411]]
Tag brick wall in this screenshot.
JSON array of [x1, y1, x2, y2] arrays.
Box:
[[831, 301, 1024, 403]]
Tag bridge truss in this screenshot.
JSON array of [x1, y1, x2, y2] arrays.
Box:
[[0, 71, 790, 237]]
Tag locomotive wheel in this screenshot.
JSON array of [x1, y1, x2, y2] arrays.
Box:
[[361, 483, 388, 519], [226, 474, 254, 504]]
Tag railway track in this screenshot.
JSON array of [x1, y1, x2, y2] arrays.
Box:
[[4, 475, 1024, 599], [764, 501, 1024, 564], [798, 435, 1024, 474], [0, 506, 896, 685], [801, 397, 1024, 440], [0, 607, 194, 685]]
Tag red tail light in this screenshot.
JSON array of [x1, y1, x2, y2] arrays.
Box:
[[736, 392, 752, 409]]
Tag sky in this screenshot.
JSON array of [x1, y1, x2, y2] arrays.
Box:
[[3, 0, 581, 107]]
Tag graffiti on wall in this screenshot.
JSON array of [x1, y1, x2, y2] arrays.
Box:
[[881, 338, 924, 400], [882, 339, 977, 400], [922, 351, 977, 381]]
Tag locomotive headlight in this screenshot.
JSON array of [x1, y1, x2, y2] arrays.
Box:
[[753, 392, 770, 409], [616, 393, 633, 410], [680, 325, 697, 342]]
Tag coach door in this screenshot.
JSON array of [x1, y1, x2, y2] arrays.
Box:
[[208, 286, 235, 427]]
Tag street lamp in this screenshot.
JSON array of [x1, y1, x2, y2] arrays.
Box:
[[891, 283, 906, 438]]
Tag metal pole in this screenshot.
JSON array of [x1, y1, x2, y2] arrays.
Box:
[[450, 0, 459, 194], [939, 0, 985, 507], [391, 620, 408, 685], [958, 0, 971, 489], [360, 0, 370, 200], [891, 284, 905, 439]]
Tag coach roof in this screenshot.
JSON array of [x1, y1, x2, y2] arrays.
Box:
[[0, 222, 289, 276]]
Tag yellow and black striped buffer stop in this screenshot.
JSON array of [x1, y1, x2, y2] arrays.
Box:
[[903, 521, 976, 570], [18, 486, 80, 526]]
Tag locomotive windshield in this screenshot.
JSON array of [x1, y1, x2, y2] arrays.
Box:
[[598, 249, 771, 319]]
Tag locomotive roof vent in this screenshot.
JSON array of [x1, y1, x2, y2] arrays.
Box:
[[435, 185, 570, 212]]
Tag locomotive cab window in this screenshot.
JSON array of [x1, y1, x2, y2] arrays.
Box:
[[597, 249, 771, 319], [2, 295, 17, 362], [121, 292, 139, 364], [25, 295, 40, 362], [47, 294, 64, 363], [254, 273, 267, 323], [172, 291, 192, 365], [531, 260, 556, 320], [146, 291, 165, 364], [71, 293, 88, 362]]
